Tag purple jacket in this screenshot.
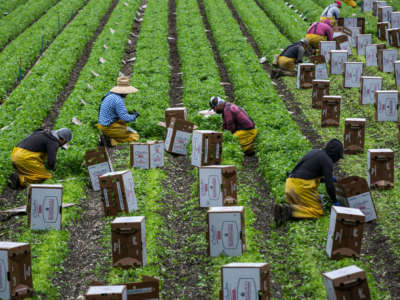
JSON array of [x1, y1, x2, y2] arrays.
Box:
[[307, 22, 333, 41], [222, 103, 255, 133]]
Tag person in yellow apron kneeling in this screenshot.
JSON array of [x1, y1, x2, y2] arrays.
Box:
[[209, 96, 258, 155], [305, 19, 333, 50], [274, 139, 344, 226], [9, 128, 73, 189], [97, 76, 140, 147]]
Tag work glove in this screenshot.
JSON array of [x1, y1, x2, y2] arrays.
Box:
[[129, 111, 140, 120]]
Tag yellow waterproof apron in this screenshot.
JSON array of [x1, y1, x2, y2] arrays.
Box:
[[305, 34, 325, 50], [11, 147, 52, 186], [285, 177, 324, 218], [233, 128, 258, 152], [343, 0, 357, 8], [97, 120, 140, 146], [320, 16, 335, 26], [278, 56, 296, 71]]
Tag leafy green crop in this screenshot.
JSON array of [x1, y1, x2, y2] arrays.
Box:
[[0, 0, 29, 20]]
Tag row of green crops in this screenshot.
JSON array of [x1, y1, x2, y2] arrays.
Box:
[[203, 0, 392, 298], [0, 0, 88, 99], [0, 0, 28, 20], [285, 0, 324, 21], [0, 0, 61, 49], [0, 0, 115, 192]]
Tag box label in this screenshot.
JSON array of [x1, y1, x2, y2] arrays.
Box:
[[164, 127, 173, 151], [377, 93, 398, 121], [209, 213, 242, 256], [223, 267, 260, 300], [133, 144, 149, 169], [365, 45, 377, 67], [357, 35, 372, 56], [150, 143, 164, 169], [88, 162, 111, 191], [392, 12, 400, 28], [348, 192, 376, 222], [331, 52, 347, 74], [382, 50, 398, 73], [30, 187, 62, 230], [191, 131, 203, 167], [349, 27, 360, 47], [200, 168, 222, 207], [315, 63, 328, 80], [171, 130, 191, 155], [344, 63, 362, 88], [361, 78, 382, 105], [321, 42, 336, 63], [122, 172, 138, 212]]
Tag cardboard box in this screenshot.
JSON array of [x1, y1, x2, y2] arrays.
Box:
[[165, 107, 187, 128], [387, 28, 400, 47], [199, 165, 237, 207], [85, 147, 113, 191], [191, 130, 223, 167], [27, 184, 63, 231], [125, 276, 159, 300], [296, 63, 315, 89], [221, 263, 270, 300], [391, 11, 400, 28], [320, 41, 337, 63], [337, 18, 365, 33], [310, 55, 328, 80], [343, 62, 363, 88], [99, 171, 138, 216], [367, 149, 394, 189], [365, 44, 378, 66], [356, 34, 372, 56], [378, 6, 392, 22], [326, 206, 365, 259], [0, 242, 33, 300], [86, 285, 127, 300], [330, 50, 348, 75], [312, 80, 330, 109], [129, 141, 164, 169], [360, 76, 383, 105], [111, 216, 146, 269], [344, 118, 366, 155], [375, 90, 398, 122], [362, 0, 373, 11], [373, 1, 387, 16], [395, 61, 400, 87], [334, 35, 352, 55], [164, 117, 194, 155], [323, 265, 371, 300], [335, 176, 377, 222], [322, 96, 341, 127], [377, 49, 398, 72], [207, 206, 245, 257], [348, 26, 361, 47], [377, 22, 390, 40]]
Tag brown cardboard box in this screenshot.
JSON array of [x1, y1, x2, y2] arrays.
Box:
[[111, 216, 146, 269], [335, 176, 377, 222], [199, 165, 237, 207], [333, 34, 352, 55], [125, 276, 159, 300], [377, 22, 390, 40], [165, 107, 187, 128], [378, 6, 392, 22], [367, 149, 394, 189], [336, 18, 365, 33], [27, 184, 63, 231], [129, 141, 164, 169], [220, 263, 270, 300], [373, 1, 387, 16], [310, 55, 328, 80], [333, 26, 353, 37], [86, 285, 127, 300], [377, 49, 398, 72], [343, 62, 363, 88], [191, 130, 223, 167], [164, 117, 194, 155], [326, 206, 365, 259], [85, 147, 113, 191], [387, 28, 400, 48], [360, 76, 383, 105], [296, 63, 315, 89], [395, 60, 400, 87], [0, 242, 33, 299], [99, 171, 138, 216], [344, 118, 365, 155], [374, 90, 399, 122], [322, 96, 341, 127], [207, 206, 245, 257], [323, 265, 371, 299], [312, 80, 330, 109]]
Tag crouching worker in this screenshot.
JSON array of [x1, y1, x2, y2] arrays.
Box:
[[209, 96, 258, 156], [305, 19, 333, 50], [320, 1, 341, 26], [97, 76, 140, 146], [274, 139, 344, 226], [272, 39, 309, 78], [9, 128, 73, 189]]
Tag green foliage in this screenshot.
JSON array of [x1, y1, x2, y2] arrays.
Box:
[[0, 0, 28, 20]]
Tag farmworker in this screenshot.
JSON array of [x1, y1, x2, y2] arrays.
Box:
[[274, 139, 344, 226], [8, 128, 73, 189], [272, 39, 309, 78], [209, 96, 257, 155], [305, 19, 333, 50], [97, 76, 140, 146], [320, 1, 341, 26]]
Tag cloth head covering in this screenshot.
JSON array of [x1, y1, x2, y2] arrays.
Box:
[[110, 76, 138, 94], [299, 38, 309, 46], [335, 1, 341, 8], [51, 128, 73, 149], [324, 138, 344, 163], [209, 96, 225, 110]]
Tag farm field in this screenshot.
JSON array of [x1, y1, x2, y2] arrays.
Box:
[[0, 0, 399, 299]]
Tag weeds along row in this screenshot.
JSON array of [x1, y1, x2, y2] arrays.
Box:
[[0, 0, 61, 50], [0, 0, 116, 192], [0, 0, 28, 20], [0, 0, 89, 99]]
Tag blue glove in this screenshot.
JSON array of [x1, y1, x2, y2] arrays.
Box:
[[129, 111, 140, 120], [332, 176, 337, 183]]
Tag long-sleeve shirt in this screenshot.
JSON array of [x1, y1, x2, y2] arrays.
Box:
[[222, 102, 255, 133], [98, 92, 136, 126], [307, 22, 333, 41], [321, 4, 340, 19], [280, 43, 305, 63], [289, 149, 336, 202], [17, 129, 60, 170]]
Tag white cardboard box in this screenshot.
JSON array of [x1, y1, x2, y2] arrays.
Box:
[[365, 44, 378, 67], [380, 49, 398, 73], [362, 0, 373, 11], [320, 41, 337, 63], [330, 50, 348, 75], [344, 62, 363, 88], [367, 149, 394, 188], [86, 285, 127, 300], [191, 130, 222, 167], [315, 62, 329, 80], [391, 11, 400, 28], [356, 34, 372, 56], [379, 6, 393, 22], [360, 76, 382, 105], [349, 27, 361, 47], [375, 90, 398, 121], [130, 141, 164, 169], [395, 61, 400, 87]]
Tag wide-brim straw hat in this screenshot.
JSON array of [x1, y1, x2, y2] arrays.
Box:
[[110, 76, 138, 94]]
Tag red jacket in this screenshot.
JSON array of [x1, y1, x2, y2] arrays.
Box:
[[222, 102, 255, 133]]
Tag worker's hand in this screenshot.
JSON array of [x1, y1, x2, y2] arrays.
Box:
[[130, 111, 140, 120]]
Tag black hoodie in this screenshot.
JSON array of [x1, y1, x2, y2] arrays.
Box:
[[289, 139, 344, 202]]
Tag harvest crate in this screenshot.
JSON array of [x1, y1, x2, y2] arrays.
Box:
[[330, 50, 348, 75], [86, 285, 127, 300], [310, 55, 328, 80], [374, 90, 398, 122], [164, 117, 194, 155], [367, 149, 394, 189], [322, 96, 341, 127], [312, 80, 330, 109], [360, 76, 383, 105], [296, 63, 315, 89], [84, 147, 113, 191], [344, 118, 366, 155], [373, 1, 387, 16], [192, 130, 222, 167], [377, 22, 389, 40], [130, 141, 164, 169], [165, 107, 187, 128], [377, 49, 398, 72], [343, 62, 363, 88], [378, 6, 392, 22], [356, 34, 372, 56]]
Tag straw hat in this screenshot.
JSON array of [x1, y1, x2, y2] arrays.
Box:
[[110, 76, 138, 94]]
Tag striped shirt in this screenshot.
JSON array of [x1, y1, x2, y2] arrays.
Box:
[[98, 92, 136, 126]]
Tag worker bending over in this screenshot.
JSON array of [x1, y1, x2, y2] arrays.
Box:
[[274, 139, 344, 226], [9, 128, 73, 188], [272, 39, 309, 78], [97, 76, 140, 146], [209, 96, 257, 156], [305, 19, 333, 50], [320, 1, 341, 26]]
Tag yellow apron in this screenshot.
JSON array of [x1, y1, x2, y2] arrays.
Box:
[[285, 177, 324, 218], [320, 16, 335, 27], [11, 147, 52, 186], [343, 0, 357, 7], [96, 120, 140, 146], [233, 128, 258, 152], [278, 56, 296, 72], [305, 33, 325, 50]]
